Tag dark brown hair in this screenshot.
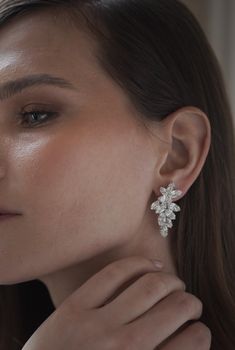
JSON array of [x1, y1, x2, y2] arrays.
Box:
[[0, 1, 234, 349]]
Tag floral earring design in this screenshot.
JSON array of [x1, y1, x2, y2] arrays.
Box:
[[150, 182, 182, 238]]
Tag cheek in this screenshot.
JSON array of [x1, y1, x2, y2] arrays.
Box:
[[38, 130, 149, 230], [4, 119, 154, 282]]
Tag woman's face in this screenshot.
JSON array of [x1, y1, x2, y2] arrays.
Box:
[[0, 9, 162, 284]]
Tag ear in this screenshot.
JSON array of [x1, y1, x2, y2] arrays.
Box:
[[148, 106, 211, 199]]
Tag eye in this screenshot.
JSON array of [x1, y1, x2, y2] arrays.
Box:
[[17, 109, 59, 128]]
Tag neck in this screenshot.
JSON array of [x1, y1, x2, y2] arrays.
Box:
[[39, 208, 178, 308]]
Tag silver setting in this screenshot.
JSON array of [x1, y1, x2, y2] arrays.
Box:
[[150, 182, 182, 238]]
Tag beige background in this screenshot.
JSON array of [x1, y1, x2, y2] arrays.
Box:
[[182, 0, 235, 121]]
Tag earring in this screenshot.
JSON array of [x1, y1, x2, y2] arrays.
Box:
[[150, 182, 182, 238]]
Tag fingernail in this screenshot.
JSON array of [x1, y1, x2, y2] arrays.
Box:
[[150, 259, 164, 269]]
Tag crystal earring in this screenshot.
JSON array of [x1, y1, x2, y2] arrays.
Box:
[[150, 182, 182, 238]]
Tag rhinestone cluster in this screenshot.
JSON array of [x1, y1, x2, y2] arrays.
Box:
[[150, 182, 182, 238]]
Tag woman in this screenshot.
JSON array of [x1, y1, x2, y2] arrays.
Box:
[[0, 0, 234, 349]]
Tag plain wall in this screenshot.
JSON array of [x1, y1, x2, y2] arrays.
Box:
[[182, 0, 235, 122]]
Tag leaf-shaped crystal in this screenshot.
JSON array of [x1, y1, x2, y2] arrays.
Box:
[[160, 187, 167, 195], [159, 195, 167, 202], [169, 203, 180, 212], [150, 200, 159, 210], [160, 226, 168, 237], [171, 189, 182, 199], [166, 220, 173, 228], [156, 206, 165, 214], [165, 210, 176, 220], [158, 216, 169, 225]]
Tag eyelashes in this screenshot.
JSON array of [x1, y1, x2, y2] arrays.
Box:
[[17, 109, 59, 128]]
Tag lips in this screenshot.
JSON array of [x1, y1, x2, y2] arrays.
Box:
[[0, 213, 20, 221], [0, 213, 17, 215], [0, 209, 21, 215]]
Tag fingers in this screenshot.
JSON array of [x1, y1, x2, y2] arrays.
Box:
[[102, 271, 185, 324], [65, 255, 163, 309], [122, 290, 203, 349], [157, 321, 212, 350]]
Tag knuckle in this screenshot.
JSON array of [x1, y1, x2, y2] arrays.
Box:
[[177, 278, 187, 290], [177, 292, 203, 317], [141, 272, 168, 296], [61, 296, 83, 319], [190, 322, 212, 348]]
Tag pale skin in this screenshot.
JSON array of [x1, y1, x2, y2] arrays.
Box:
[[0, 7, 212, 349]]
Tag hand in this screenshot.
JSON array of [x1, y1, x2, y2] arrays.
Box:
[[22, 255, 212, 350]]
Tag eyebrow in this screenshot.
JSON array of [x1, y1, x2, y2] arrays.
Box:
[[0, 73, 77, 101]]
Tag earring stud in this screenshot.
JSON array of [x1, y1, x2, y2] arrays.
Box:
[[150, 182, 182, 238]]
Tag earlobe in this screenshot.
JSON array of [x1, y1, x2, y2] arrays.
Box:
[[153, 106, 211, 196]]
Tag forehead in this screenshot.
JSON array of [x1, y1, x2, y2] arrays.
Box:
[[0, 8, 102, 87]]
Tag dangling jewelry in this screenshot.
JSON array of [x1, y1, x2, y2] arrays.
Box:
[[150, 182, 182, 238]]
